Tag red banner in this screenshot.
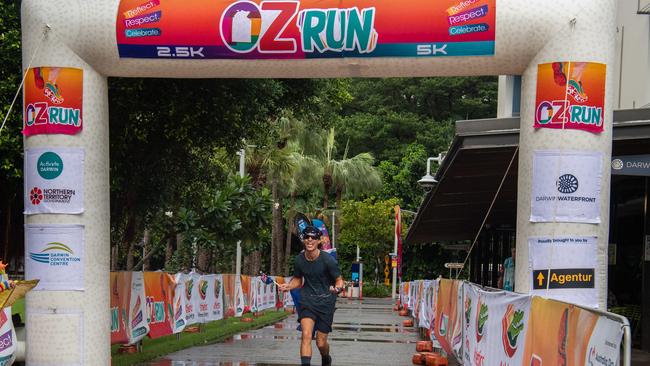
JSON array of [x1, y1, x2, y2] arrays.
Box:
[[143, 272, 175, 339], [110, 272, 131, 345]]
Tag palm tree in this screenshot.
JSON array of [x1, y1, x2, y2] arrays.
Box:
[[308, 128, 382, 210]]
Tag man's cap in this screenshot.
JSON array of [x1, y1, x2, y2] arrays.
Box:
[[301, 226, 322, 239]]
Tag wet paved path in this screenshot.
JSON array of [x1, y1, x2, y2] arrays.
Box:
[[142, 297, 420, 366]]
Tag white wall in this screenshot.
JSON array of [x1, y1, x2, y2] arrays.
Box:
[[615, 1, 649, 109]]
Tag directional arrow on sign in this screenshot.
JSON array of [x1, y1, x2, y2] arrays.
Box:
[[537, 272, 545, 287]]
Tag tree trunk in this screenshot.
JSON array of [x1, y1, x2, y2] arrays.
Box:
[[243, 254, 251, 275], [284, 218, 294, 274], [322, 174, 332, 209], [126, 240, 136, 272], [111, 245, 119, 271], [252, 250, 261, 275], [165, 235, 174, 269], [176, 232, 185, 270], [142, 228, 151, 271], [197, 246, 209, 272], [271, 174, 282, 275]]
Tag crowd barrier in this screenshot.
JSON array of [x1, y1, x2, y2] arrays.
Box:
[[110, 271, 293, 345], [400, 279, 630, 366]]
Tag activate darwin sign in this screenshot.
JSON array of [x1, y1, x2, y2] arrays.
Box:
[[534, 62, 606, 133], [116, 0, 496, 59]]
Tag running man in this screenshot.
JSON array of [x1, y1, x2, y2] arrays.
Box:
[[279, 226, 344, 366]]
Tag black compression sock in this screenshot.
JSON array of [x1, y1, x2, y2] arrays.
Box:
[[322, 354, 332, 366], [301, 356, 311, 366]]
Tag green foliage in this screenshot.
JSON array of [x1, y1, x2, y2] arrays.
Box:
[[362, 284, 391, 298], [338, 198, 398, 284], [165, 175, 272, 273]]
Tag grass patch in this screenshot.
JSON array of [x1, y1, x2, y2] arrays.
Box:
[[111, 310, 291, 366]]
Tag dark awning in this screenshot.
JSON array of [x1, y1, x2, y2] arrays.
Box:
[[405, 108, 650, 245]]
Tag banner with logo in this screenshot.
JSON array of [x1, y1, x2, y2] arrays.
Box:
[[611, 155, 650, 176], [208, 274, 224, 321], [529, 236, 599, 308], [128, 271, 150, 344], [116, 0, 496, 60], [23, 67, 83, 136], [172, 274, 187, 333], [111, 272, 131, 344], [584, 316, 624, 366], [0, 308, 16, 366], [283, 277, 295, 307], [523, 297, 604, 366], [143, 271, 175, 338], [433, 279, 463, 358], [534, 62, 606, 133], [195, 274, 211, 322], [234, 276, 245, 317], [530, 151, 602, 223], [25, 224, 84, 291], [419, 280, 437, 329], [24, 148, 84, 215], [222, 274, 236, 317], [178, 272, 200, 325], [462, 283, 531, 366]]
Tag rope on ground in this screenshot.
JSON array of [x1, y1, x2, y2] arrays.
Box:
[[0, 24, 50, 135], [455, 145, 519, 280]]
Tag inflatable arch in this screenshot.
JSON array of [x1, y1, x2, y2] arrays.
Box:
[[21, 0, 617, 363]]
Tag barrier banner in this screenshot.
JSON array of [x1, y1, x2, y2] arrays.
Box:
[[110, 272, 130, 344], [235, 275, 252, 316], [530, 151, 602, 224], [0, 308, 16, 366], [196, 274, 211, 322], [24, 148, 84, 215], [25, 224, 84, 291], [534, 62, 606, 133], [23, 67, 83, 136], [434, 279, 463, 357], [143, 271, 175, 339], [209, 274, 224, 321], [529, 236, 599, 308], [462, 283, 531, 366], [116, 0, 496, 60], [283, 277, 294, 307], [234, 276, 245, 317], [523, 297, 613, 366], [419, 280, 438, 330], [110, 272, 149, 345], [222, 274, 236, 317], [128, 271, 150, 344], [172, 273, 187, 333]]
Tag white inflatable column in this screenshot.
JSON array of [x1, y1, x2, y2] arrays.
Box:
[[22, 1, 110, 364], [515, 0, 618, 310]]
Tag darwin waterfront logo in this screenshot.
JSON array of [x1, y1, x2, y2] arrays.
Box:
[[557, 174, 579, 194], [29, 242, 81, 266]]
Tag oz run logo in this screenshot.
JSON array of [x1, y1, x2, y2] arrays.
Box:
[[475, 298, 488, 342], [557, 174, 579, 194], [29, 242, 81, 266], [199, 279, 209, 300], [220, 1, 378, 54], [185, 279, 194, 301], [501, 304, 525, 358]]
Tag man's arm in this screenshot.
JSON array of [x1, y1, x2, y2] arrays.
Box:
[[279, 276, 302, 292]]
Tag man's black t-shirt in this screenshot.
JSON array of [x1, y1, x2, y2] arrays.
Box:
[[293, 250, 341, 316]]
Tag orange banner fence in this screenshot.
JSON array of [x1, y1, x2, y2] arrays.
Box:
[[400, 279, 631, 366], [110, 271, 291, 345]]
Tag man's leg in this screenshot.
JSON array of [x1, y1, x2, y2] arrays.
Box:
[[300, 317, 315, 365], [316, 331, 331, 366]]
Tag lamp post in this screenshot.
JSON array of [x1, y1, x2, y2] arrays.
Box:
[[235, 148, 245, 279]]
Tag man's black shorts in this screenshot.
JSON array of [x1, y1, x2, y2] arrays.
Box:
[[299, 308, 333, 334]]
